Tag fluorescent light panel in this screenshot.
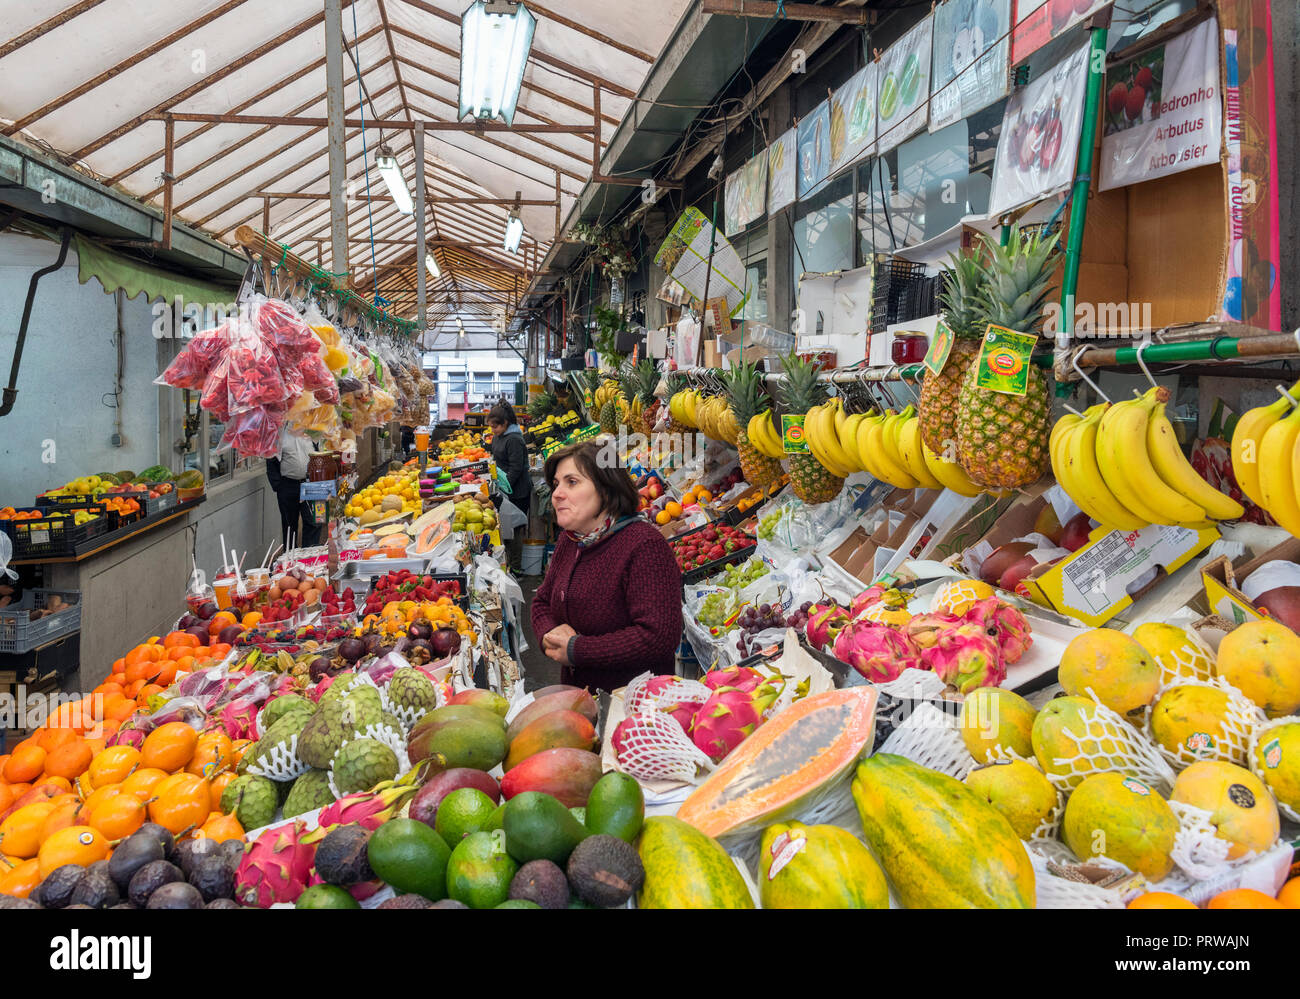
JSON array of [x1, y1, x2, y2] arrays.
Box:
[[503, 213, 524, 254], [425, 252, 441, 278], [458, 1, 537, 127], [375, 149, 414, 215]]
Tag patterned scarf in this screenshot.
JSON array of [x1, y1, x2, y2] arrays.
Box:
[[564, 514, 641, 549]]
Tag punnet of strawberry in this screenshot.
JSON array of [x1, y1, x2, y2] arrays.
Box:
[[363, 570, 461, 615], [669, 523, 755, 572]]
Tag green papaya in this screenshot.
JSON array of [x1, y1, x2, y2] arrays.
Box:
[[758, 821, 888, 909]]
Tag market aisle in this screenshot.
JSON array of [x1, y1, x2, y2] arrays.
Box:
[[517, 573, 560, 692]]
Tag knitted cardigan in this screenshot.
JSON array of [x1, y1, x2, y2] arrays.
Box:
[[530, 518, 682, 689]]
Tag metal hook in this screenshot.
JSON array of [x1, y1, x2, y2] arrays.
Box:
[[1275, 384, 1300, 410], [1133, 338, 1158, 393], [1070, 345, 1111, 404]]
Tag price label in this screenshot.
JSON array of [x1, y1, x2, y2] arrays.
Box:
[[781, 414, 810, 454], [974, 324, 1038, 396], [923, 319, 956, 377]]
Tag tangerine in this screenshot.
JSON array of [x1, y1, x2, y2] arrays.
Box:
[[34, 727, 78, 753], [43, 741, 93, 781], [1207, 889, 1285, 909], [37, 825, 108, 877], [162, 631, 200, 650], [87, 746, 141, 788], [141, 722, 198, 772]]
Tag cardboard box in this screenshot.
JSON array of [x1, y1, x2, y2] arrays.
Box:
[[1023, 523, 1220, 627], [701, 340, 721, 368], [1201, 537, 1300, 626], [723, 344, 771, 368]]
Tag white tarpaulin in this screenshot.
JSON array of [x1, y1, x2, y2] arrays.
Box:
[[930, 0, 1012, 132], [876, 13, 933, 155], [1100, 17, 1222, 191], [767, 127, 797, 215], [988, 43, 1090, 217], [829, 62, 877, 173]]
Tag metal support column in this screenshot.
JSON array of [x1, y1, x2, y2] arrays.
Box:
[[415, 120, 428, 330], [324, 0, 349, 288]]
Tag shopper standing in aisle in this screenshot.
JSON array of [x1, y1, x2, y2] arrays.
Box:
[[266, 426, 320, 549], [487, 401, 532, 573], [531, 440, 682, 691]]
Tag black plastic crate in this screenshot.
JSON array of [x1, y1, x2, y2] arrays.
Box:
[[1, 507, 111, 558], [670, 522, 758, 584], [870, 254, 929, 336]]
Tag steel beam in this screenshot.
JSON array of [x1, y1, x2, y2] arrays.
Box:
[[415, 121, 427, 329], [325, 0, 349, 286], [701, 0, 871, 23], [141, 112, 592, 133]]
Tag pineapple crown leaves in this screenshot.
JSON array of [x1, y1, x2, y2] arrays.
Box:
[[975, 225, 1063, 335], [723, 360, 772, 424], [632, 358, 660, 404], [939, 251, 990, 340], [776, 352, 829, 413]]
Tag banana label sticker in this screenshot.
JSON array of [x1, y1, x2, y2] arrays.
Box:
[[781, 414, 810, 454], [974, 324, 1037, 396]]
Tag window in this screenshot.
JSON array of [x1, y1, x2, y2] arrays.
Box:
[[448, 372, 467, 395], [736, 223, 769, 325], [792, 170, 855, 287], [472, 372, 495, 397]]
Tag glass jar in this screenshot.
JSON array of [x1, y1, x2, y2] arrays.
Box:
[[891, 333, 929, 366]]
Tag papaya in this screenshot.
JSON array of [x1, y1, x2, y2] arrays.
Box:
[[1133, 622, 1215, 685], [1031, 695, 1131, 791], [1061, 773, 1179, 879], [412, 521, 450, 555], [758, 821, 887, 909], [1214, 619, 1300, 717], [958, 687, 1036, 763], [964, 759, 1058, 839], [1149, 684, 1242, 765], [1058, 629, 1160, 714], [636, 816, 753, 909], [499, 748, 601, 807], [407, 718, 507, 773], [1253, 721, 1300, 816], [678, 689, 877, 840], [506, 689, 598, 743], [584, 772, 644, 843], [504, 710, 596, 772], [1170, 761, 1280, 859], [851, 753, 1035, 908], [501, 791, 590, 865]]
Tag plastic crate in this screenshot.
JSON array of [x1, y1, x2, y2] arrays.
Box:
[[0, 589, 81, 653], [870, 254, 929, 336], [670, 523, 758, 584], [1, 508, 111, 558]]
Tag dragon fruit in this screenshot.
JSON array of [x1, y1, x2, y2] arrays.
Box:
[[922, 622, 1006, 694], [691, 679, 784, 763], [107, 723, 145, 750], [904, 611, 963, 650], [217, 696, 260, 741], [627, 674, 709, 713], [833, 621, 923, 683], [962, 597, 1033, 664], [234, 821, 316, 907], [849, 584, 887, 619], [805, 603, 851, 651], [701, 664, 766, 692], [310, 785, 414, 834]]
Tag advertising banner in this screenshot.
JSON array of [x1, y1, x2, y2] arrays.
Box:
[[1011, 0, 1111, 66], [655, 208, 749, 317], [829, 62, 878, 173], [796, 101, 832, 200], [876, 14, 934, 154], [724, 149, 769, 236], [931, 0, 1012, 131], [767, 127, 797, 214]]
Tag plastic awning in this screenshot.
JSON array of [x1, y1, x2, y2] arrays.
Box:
[[73, 234, 237, 308]]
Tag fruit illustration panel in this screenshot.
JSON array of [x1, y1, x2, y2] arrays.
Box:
[[988, 42, 1090, 217], [1011, 0, 1111, 65], [876, 12, 934, 155], [767, 127, 797, 215], [796, 101, 832, 200], [829, 61, 877, 174], [1104, 47, 1165, 137], [930, 0, 1012, 130]]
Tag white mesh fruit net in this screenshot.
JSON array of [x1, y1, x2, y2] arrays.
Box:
[[1026, 847, 1130, 909], [874, 667, 948, 700], [1142, 676, 1265, 772], [613, 708, 715, 784], [623, 672, 712, 717], [1248, 714, 1300, 824], [1168, 800, 1240, 882], [326, 723, 411, 800], [244, 733, 311, 781], [1040, 690, 1177, 796], [1150, 628, 1217, 686], [877, 702, 974, 781]]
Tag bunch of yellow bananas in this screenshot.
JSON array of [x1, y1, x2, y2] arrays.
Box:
[[1050, 387, 1244, 531], [1230, 378, 1300, 535], [668, 389, 700, 429], [800, 398, 864, 479], [745, 411, 785, 458], [693, 395, 738, 445], [592, 379, 622, 413]]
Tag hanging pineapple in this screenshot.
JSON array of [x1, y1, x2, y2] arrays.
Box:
[[663, 372, 689, 435], [616, 364, 639, 432], [955, 225, 1063, 490], [725, 361, 784, 490], [919, 250, 989, 458], [578, 368, 601, 420], [777, 352, 844, 504], [632, 359, 661, 435], [597, 376, 622, 435]]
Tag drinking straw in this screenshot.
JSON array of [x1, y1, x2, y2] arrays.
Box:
[[219, 534, 229, 574]]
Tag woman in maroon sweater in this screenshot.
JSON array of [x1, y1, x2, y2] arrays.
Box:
[[531, 440, 683, 691]]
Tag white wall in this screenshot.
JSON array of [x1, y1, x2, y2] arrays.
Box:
[[0, 231, 163, 503]]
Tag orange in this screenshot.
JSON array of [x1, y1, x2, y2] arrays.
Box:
[[147, 774, 210, 835], [664, 501, 682, 518], [87, 746, 141, 788], [124, 644, 163, 668], [1207, 889, 1285, 909], [37, 825, 108, 878], [93, 681, 125, 698], [654, 510, 671, 525], [208, 643, 233, 659], [141, 722, 199, 772], [138, 684, 165, 703], [241, 612, 263, 628], [0, 858, 41, 898], [194, 812, 244, 843], [39, 799, 81, 842], [187, 732, 232, 778], [119, 767, 169, 800], [108, 699, 138, 723], [163, 631, 200, 650], [124, 660, 162, 685], [0, 802, 58, 858], [89, 793, 147, 840], [34, 728, 78, 753], [697, 489, 712, 502], [155, 662, 183, 686], [82, 737, 106, 758], [124, 679, 146, 700], [3, 746, 46, 784], [0, 785, 13, 815], [6, 782, 31, 802], [0, 754, 8, 775], [44, 741, 93, 781], [1277, 877, 1300, 909]]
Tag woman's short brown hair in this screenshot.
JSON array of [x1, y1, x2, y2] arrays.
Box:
[[543, 440, 638, 520]]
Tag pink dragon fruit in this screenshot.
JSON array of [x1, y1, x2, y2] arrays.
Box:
[[235, 821, 316, 907], [805, 603, 851, 651], [107, 723, 145, 749], [701, 664, 766, 692], [904, 611, 963, 650], [833, 621, 923, 683], [627, 674, 705, 713], [218, 696, 260, 741], [691, 679, 784, 763], [922, 622, 1006, 694], [849, 584, 887, 619], [962, 597, 1032, 664], [662, 700, 701, 733], [310, 785, 414, 834]]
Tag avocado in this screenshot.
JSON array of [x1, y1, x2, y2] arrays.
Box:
[[147, 882, 205, 909], [566, 835, 644, 908], [36, 864, 85, 909], [296, 884, 361, 909], [128, 860, 184, 909], [0, 896, 41, 909], [108, 831, 165, 890], [502, 791, 590, 866], [315, 824, 374, 886], [377, 894, 436, 909], [189, 855, 235, 902], [70, 862, 121, 910], [494, 899, 541, 909], [584, 771, 645, 843], [428, 898, 469, 909], [508, 859, 570, 910]]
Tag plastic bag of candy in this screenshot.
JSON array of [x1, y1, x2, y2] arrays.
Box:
[[226, 317, 287, 410], [155, 320, 231, 390], [254, 296, 317, 358], [200, 353, 234, 422], [219, 403, 286, 458]]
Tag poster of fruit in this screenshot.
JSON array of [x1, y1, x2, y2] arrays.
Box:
[[767, 127, 797, 215], [797, 100, 832, 200], [930, 0, 1011, 131], [654, 207, 749, 317], [829, 62, 877, 174], [1099, 18, 1221, 191], [988, 42, 1090, 217], [724, 150, 769, 236], [1011, 0, 1110, 66], [876, 13, 933, 155]]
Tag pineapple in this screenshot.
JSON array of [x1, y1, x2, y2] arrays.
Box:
[[578, 368, 601, 419], [725, 361, 783, 490], [955, 225, 1062, 489], [631, 359, 661, 435], [777, 353, 843, 504], [919, 251, 988, 458], [615, 364, 639, 433]]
